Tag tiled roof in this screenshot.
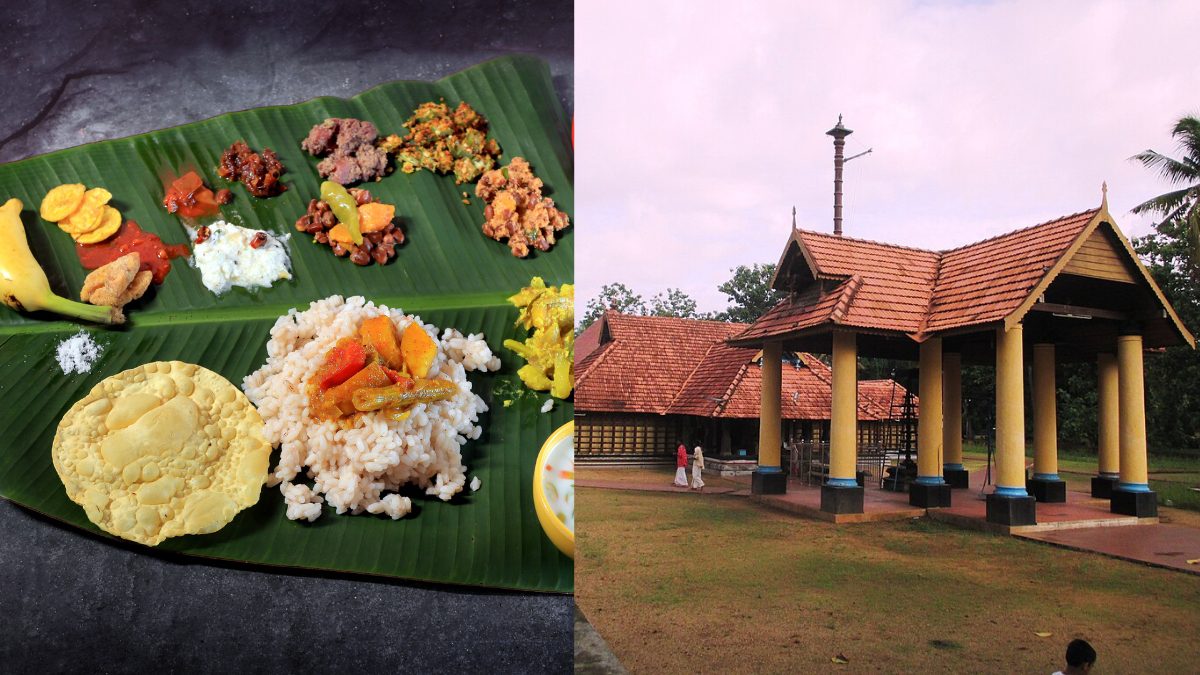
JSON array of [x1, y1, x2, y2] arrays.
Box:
[[575, 319, 603, 362], [576, 312, 911, 420], [733, 208, 1107, 344], [575, 312, 746, 414], [925, 210, 1097, 332]]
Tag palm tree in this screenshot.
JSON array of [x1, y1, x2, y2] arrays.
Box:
[[1130, 116, 1200, 262]]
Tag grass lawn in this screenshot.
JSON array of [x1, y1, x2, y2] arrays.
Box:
[[961, 443, 1200, 512], [577, 481, 1200, 673]]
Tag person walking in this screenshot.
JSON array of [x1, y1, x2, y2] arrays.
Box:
[[691, 444, 706, 491], [673, 442, 689, 487]]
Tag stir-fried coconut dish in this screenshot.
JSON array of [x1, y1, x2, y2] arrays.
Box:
[[380, 100, 502, 185], [476, 157, 571, 257], [300, 118, 390, 185], [242, 296, 500, 521]]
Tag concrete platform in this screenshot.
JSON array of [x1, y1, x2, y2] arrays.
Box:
[[751, 478, 925, 523], [1017, 524, 1200, 576]]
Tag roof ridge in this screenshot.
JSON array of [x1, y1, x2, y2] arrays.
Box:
[[797, 206, 1100, 257], [796, 228, 938, 255], [938, 207, 1101, 254], [713, 361, 753, 416], [829, 275, 863, 324], [664, 339, 730, 415], [574, 341, 614, 387], [609, 312, 748, 329]]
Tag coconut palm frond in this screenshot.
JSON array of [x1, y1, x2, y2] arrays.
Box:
[[1130, 186, 1194, 217], [1129, 149, 1200, 185], [1172, 116, 1200, 159]]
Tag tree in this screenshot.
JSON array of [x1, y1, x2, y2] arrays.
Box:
[[713, 263, 787, 323], [1131, 115, 1200, 451], [579, 282, 646, 331], [649, 288, 700, 319], [1130, 116, 1200, 266]]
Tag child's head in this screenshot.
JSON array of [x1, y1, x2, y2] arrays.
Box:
[[1066, 639, 1096, 671]]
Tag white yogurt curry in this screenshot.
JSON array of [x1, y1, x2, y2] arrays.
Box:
[[191, 220, 292, 295], [541, 432, 574, 532]]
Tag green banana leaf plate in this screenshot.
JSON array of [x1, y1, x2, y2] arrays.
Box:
[[0, 55, 573, 593]]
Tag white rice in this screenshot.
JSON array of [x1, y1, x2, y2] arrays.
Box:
[[242, 295, 500, 521], [470, 476, 482, 492], [540, 398, 554, 414]]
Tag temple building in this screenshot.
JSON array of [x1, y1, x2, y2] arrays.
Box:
[[729, 189, 1194, 525], [575, 313, 912, 464]]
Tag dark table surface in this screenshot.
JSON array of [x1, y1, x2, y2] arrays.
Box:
[[0, 1, 573, 672]]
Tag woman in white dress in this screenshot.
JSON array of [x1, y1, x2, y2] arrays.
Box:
[[691, 445, 705, 490]]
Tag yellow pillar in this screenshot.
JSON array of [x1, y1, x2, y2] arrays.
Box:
[[828, 330, 858, 486], [758, 341, 782, 471], [1032, 344, 1059, 480], [994, 324, 1028, 496], [942, 352, 963, 472], [1096, 353, 1119, 477], [1116, 335, 1150, 491], [916, 338, 944, 484]]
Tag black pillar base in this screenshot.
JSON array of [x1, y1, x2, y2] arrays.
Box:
[[909, 482, 952, 508], [1091, 475, 1118, 499], [751, 470, 787, 495], [1027, 477, 1067, 503], [1111, 488, 1157, 518], [820, 484, 864, 514], [985, 493, 1037, 526], [943, 467, 969, 489]]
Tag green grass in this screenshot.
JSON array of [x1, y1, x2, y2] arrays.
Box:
[[577, 486, 1200, 674]]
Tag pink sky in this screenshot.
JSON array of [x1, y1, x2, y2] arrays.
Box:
[[576, 0, 1200, 315]]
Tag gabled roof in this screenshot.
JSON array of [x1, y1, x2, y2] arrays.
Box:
[[576, 312, 910, 420], [735, 200, 1195, 348]]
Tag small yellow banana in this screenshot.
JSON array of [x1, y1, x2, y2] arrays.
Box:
[[0, 197, 119, 324]]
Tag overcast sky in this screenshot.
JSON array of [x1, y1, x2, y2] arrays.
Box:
[[575, 0, 1200, 315]]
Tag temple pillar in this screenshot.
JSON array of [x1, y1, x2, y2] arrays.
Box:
[[911, 338, 950, 507], [1112, 333, 1156, 517], [752, 341, 786, 494], [822, 330, 864, 513], [986, 324, 1037, 525], [1029, 343, 1066, 502], [942, 352, 968, 488], [1092, 353, 1120, 498]]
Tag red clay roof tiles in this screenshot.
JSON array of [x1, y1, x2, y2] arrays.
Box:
[[735, 208, 1102, 343], [576, 312, 910, 420]]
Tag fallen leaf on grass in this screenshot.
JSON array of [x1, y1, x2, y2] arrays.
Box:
[[1034, 631, 1053, 638], [831, 653, 849, 664]]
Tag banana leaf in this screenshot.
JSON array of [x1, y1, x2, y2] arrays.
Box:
[[0, 55, 573, 593]]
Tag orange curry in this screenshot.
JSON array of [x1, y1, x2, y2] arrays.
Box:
[[308, 315, 457, 424]]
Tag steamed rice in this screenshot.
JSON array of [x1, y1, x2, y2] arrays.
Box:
[[242, 295, 500, 521]]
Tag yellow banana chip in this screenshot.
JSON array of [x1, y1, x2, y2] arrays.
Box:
[[60, 187, 112, 235], [39, 183, 86, 222], [74, 206, 123, 245], [52, 361, 271, 546]]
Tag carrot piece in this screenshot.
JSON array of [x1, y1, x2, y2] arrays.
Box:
[[323, 362, 393, 416], [318, 338, 368, 390]]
